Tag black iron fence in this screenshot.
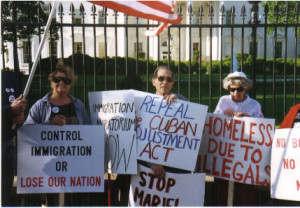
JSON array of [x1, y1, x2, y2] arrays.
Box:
[[1, 1, 300, 206], [2, 1, 300, 123]]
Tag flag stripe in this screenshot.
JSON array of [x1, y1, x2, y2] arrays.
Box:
[[91, 1, 182, 24], [139, 1, 172, 14]]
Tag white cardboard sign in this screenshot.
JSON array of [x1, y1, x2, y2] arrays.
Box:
[[88, 90, 137, 174], [198, 113, 275, 185], [271, 128, 300, 201], [133, 90, 208, 171], [17, 125, 104, 193], [129, 165, 206, 207]]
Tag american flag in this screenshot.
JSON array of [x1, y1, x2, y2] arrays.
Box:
[[91, 1, 182, 36]]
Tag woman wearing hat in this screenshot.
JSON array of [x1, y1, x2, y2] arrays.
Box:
[[215, 71, 263, 118], [213, 71, 263, 206]]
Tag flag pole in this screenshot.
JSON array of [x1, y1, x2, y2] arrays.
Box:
[[23, 1, 58, 98], [12, 1, 58, 129]]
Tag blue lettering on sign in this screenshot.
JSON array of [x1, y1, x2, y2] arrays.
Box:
[[139, 95, 195, 120], [136, 126, 200, 150]]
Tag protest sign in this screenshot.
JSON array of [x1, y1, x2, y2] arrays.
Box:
[[271, 128, 300, 201], [133, 90, 208, 171], [88, 90, 137, 174], [129, 164, 205, 206], [17, 125, 104, 194], [198, 113, 275, 185]]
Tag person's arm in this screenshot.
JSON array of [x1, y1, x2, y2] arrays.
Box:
[[75, 98, 91, 124], [214, 96, 225, 114], [24, 102, 50, 125]]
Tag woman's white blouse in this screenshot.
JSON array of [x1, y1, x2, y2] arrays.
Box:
[[214, 95, 264, 118]]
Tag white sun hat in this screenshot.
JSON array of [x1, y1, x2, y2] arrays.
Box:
[[223, 71, 252, 90]]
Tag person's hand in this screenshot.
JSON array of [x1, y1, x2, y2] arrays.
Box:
[[151, 164, 166, 179], [163, 94, 178, 105], [11, 95, 27, 115], [13, 112, 25, 125], [224, 108, 235, 117], [50, 115, 67, 126], [234, 111, 250, 117]]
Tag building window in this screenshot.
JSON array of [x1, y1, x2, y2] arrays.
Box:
[[74, 42, 83, 54], [162, 51, 170, 60], [275, 42, 282, 58], [193, 42, 199, 51], [22, 41, 30, 63], [49, 41, 57, 57], [161, 40, 173, 47], [73, 9, 82, 24], [193, 14, 199, 24], [249, 41, 258, 57], [134, 42, 143, 52], [99, 42, 105, 57], [161, 41, 168, 47], [98, 11, 104, 24]]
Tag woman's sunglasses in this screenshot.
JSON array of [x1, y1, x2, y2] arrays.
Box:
[[229, 87, 245, 92], [157, 76, 173, 83], [53, 76, 71, 85]]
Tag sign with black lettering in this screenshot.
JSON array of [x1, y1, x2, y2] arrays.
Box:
[[198, 113, 275, 185], [89, 90, 136, 174], [17, 125, 104, 193], [271, 128, 300, 201], [133, 90, 208, 171], [129, 165, 205, 206]]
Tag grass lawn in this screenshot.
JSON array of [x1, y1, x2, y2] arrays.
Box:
[[23, 73, 299, 125]]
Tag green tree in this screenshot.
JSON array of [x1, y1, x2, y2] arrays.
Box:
[[260, 1, 300, 36], [2, 1, 58, 72]]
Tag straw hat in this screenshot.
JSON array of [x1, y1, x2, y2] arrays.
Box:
[[223, 71, 252, 90]]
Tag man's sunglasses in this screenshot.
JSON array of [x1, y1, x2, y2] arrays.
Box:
[[229, 87, 245, 92], [53, 76, 71, 85], [157, 76, 173, 83]]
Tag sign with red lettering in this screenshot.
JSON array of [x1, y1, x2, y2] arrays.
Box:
[[17, 125, 104, 193], [89, 90, 136, 174], [133, 90, 208, 171], [197, 113, 275, 185], [271, 128, 300, 201], [129, 164, 205, 206]]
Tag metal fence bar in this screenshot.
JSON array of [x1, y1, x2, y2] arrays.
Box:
[[294, 4, 299, 105], [272, 5, 278, 119], [283, 4, 288, 117], [58, 3, 64, 59], [114, 11, 118, 90], [70, 3, 75, 95], [125, 15, 128, 77], [262, 4, 268, 116], [167, 27, 170, 67], [37, 1, 42, 98], [188, 3, 192, 101], [209, 3, 213, 112], [230, 6, 235, 72], [80, 3, 86, 104], [177, 21, 181, 94], [104, 8, 107, 91], [241, 5, 245, 71], [199, 5, 204, 103], [136, 17, 139, 75], [146, 19, 149, 92], [92, 4, 96, 91]]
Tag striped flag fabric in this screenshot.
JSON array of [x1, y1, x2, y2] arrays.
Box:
[[90, 1, 182, 36]]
